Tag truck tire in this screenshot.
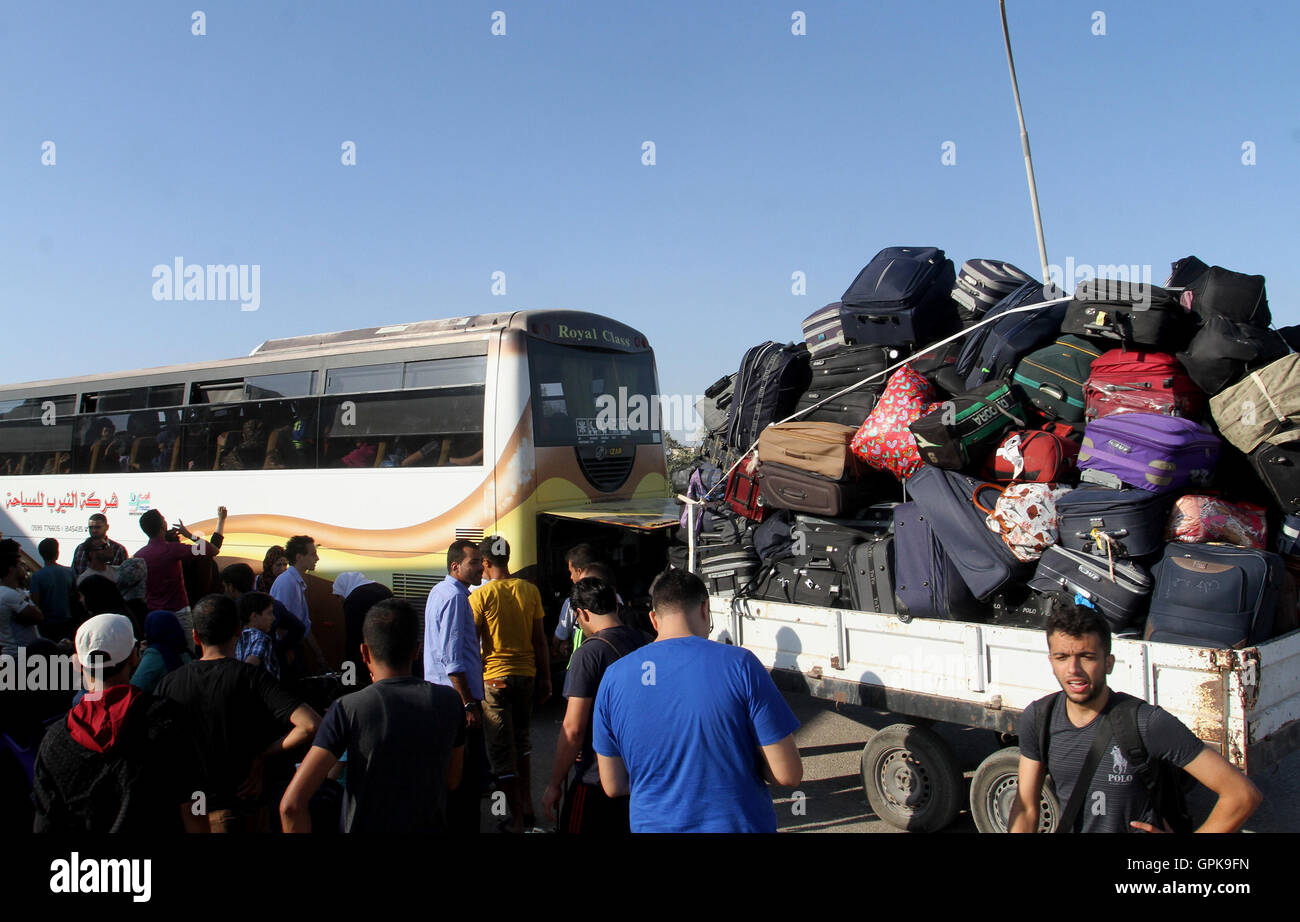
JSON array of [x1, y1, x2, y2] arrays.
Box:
[[860, 723, 963, 833], [969, 746, 1060, 833]]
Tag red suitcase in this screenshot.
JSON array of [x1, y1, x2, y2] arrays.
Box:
[[724, 453, 769, 522], [1084, 349, 1205, 422]]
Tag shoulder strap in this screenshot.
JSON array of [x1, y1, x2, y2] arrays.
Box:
[[1036, 691, 1059, 767], [1109, 693, 1157, 796], [590, 632, 628, 659], [1056, 710, 1116, 834]]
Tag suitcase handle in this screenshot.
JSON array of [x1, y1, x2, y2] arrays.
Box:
[[1073, 528, 1129, 539], [1038, 384, 1067, 400], [705, 375, 732, 399], [971, 482, 1006, 516], [779, 487, 808, 500]]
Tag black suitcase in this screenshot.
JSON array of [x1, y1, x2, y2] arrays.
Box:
[[756, 461, 868, 517], [909, 317, 975, 387], [840, 246, 960, 348], [1029, 544, 1153, 630], [793, 388, 878, 427], [1146, 543, 1284, 647], [1055, 487, 1173, 559], [725, 342, 812, 451], [696, 543, 762, 597], [951, 259, 1036, 321], [1060, 280, 1194, 352], [1251, 433, 1300, 515], [846, 537, 897, 614], [696, 509, 754, 548], [807, 344, 900, 391], [750, 555, 850, 608], [792, 513, 891, 569]]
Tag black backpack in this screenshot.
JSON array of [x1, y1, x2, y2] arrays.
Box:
[[724, 342, 811, 452], [1035, 690, 1193, 834]]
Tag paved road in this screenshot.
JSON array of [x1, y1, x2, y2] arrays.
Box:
[[496, 689, 1300, 833]]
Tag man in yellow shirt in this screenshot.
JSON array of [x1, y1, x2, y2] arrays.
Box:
[[471, 536, 551, 833]]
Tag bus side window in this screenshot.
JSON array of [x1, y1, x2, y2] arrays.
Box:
[[323, 387, 485, 468]]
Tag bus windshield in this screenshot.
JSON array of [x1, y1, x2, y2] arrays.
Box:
[[527, 340, 660, 447]]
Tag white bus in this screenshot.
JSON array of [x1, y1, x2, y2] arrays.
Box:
[[0, 310, 678, 663]]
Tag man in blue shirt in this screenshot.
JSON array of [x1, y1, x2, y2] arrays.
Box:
[[269, 535, 325, 674], [29, 539, 77, 643], [424, 539, 485, 832], [593, 568, 803, 833]]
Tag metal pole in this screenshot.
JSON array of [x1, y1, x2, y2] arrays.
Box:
[[999, 0, 1050, 284]]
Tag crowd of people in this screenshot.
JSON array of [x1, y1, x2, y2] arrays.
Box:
[[0, 512, 1270, 835]]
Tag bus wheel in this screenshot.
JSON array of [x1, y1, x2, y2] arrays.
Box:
[[860, 723, 962, 833], [969, 746, 1059, 833]]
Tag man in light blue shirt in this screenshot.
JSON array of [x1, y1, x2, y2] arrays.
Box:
[[424, 539, 485, 832], [270, 535, 325, 673]]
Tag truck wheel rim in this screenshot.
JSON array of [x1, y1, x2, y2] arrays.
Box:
[[987, 772, 1057, 833], [988, 775, 1019, 831], [876, 749, 930, 814]]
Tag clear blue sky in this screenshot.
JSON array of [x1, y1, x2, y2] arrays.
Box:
[[3, 0, 1296, 438]]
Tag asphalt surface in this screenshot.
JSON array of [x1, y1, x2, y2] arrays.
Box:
[[495, 687, 1300, 834]]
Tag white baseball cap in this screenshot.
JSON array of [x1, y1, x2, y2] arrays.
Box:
[[75, 614, 138, 670]]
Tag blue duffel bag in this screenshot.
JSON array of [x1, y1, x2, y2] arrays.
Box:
[[903, 464, 1032, 600]]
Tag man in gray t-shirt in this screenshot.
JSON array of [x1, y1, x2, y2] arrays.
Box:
[[1010, 597, 1262, 833], [279, 598, 465, 833]]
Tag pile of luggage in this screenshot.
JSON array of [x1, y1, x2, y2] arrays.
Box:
[[677, 247, 1300, 648]]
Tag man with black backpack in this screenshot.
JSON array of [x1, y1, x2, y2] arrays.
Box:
[[1009, 597, 1262, 833], [541, 576, 648, 833]]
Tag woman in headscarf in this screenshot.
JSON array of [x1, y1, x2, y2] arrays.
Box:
[[257, 545, 288, 593], [115, 557, 149, 634], [130, 610, 193, 693], [332, 571, 394, 686]]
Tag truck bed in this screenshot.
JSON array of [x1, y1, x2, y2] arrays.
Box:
[[710, 595, 1300, 775]]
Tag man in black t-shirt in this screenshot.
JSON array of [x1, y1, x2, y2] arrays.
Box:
[[33, 614, 208, 833], [542, 577, 648, 833], [280, 598, 465, 833], [1010, 597, 1262, 833], [156, 594, 321, 833]]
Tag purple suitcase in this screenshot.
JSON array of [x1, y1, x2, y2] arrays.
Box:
[[1077, 413, 1220, 494]]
